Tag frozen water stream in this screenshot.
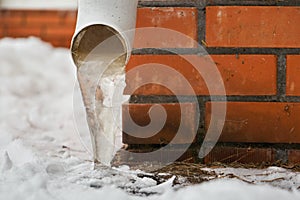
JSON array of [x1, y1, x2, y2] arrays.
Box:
[[77, 57, 127, 166], [72, 25, 129, 166]]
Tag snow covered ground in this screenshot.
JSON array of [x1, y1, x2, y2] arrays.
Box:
[[0, 37, 300, 200]]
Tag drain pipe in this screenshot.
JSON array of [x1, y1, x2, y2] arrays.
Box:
[[71, 0, 138, 166]]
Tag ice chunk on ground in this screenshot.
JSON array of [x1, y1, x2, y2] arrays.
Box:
[[1, 151, 13, 172]]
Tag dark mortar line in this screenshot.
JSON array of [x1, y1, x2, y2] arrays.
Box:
[[202, 142, 300, 150], [196, 97, 206, 144], [129, 95, 300, 103], [277, 54, 287, 101], [285, 96, 300, 102], [127, 143, 199, 150], [206, 48, 300, 55], [132, 48, 201, 55], [197, 7, 206, 44], [138, 0, 300, 7], [225, 96, 300, 102], [138, 3, 198, 8], [132, 48, 300, 55], [202, 96, 278, 102], [138, 0, 206, 8], [129, 95, 180, 103], [126, 143, 300, 153], [205, 0, 300, 6]]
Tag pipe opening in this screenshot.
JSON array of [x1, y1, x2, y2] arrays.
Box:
[[71, 24, 127, 68]]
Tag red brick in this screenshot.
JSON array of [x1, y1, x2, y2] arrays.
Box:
[[0, 10, 76, 27], [25, 12, 62, 26], [44, 26, 75, 38], [0, 14, 25, 26], [0, 11, 26, 37], [0, 10, 75, 47], [125, 55, 277, 95], [0, 29, 3, 38], [41, 36, 72, 48], [0, 10, 26, 17], [288, 150, 300, 165], [135, 7, 198, 48], [4, 27, 43, 38], [205, 102, 300, 143], [60, 11, 77, 26], [32, 24, 72, 44], [206, 6, 300, 48], [204, 146, 275, 164], [123, 103, 197, 144], [286, 55, 300, 96]]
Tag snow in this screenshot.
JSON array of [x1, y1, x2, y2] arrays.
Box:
[[0, 37, 300, 199], [203, 166, 300, 191]]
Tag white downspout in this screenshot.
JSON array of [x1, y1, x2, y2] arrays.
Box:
[[71, 0, 138, 166]]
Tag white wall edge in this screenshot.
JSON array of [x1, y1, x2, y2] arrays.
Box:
[[0, 0, 78, 10]]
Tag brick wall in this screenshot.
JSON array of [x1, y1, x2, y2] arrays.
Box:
[[0, 10, 76, 47], [1, 0, 300, 166]]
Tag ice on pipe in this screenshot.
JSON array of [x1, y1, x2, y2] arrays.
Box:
[[77, 55, 128, 166], [71, 23, 131, 166], [95, 67, 128, 166]]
